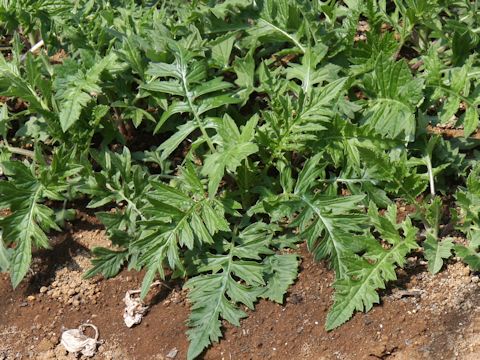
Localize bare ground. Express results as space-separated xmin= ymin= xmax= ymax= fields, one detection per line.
xmin=0 ymin=212 xmax=479 ymax=360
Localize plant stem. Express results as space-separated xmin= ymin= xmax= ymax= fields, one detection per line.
xmin=258 ymin=19 xmax=306 ymax=53
xmin=156 ymin=174 xmax=176 ymax=180
xmin=105 ymin=183 xmax=146 ymax=220
xmin=21 ymin=39 xmax=44 ymax=62
xmin=179 ymin=65 xmax=216 ymax=153
xmin=319 ymin=178 xmax=377 ymax=184
xmin=4 ymin=145 xmax=35 ymax=159
xmin=425 ymin=155 xmax=436 ymax=197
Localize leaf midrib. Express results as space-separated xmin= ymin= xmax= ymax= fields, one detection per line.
xmin=299 ymin=194 xmax=348 ymax=279
xmin=327 ymin=237 xmax=407 ymax=330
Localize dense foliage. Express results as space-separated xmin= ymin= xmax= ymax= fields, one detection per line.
xmin=1 ymin=1 xmax=480 ymax=358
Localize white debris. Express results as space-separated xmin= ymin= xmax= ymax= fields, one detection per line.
xmin=123 ymin=289 xmax=149 ymax=328
xmin=123 ymin=281 xmax=165 ymax=328
xmin=166 ymin=347 xmax=178 ymax=359
xmin=21 ymin=40 xmax=44 ymax=61
xmin=60 ymin=323 xmax=99 ymax=357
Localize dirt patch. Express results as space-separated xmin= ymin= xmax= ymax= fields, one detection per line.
xmin=41 ymin=249 xmax=101 ymax=307
xmin=427 ymin=125 xmax=480 ymax=139
xmin=0 ymin=219 xmax=479 ymax=360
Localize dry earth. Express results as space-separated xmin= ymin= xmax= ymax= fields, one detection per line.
xmin=0 ymin=210 xmax=479 ymax=360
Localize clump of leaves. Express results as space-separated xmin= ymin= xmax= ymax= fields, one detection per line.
xmin=0 ymin=147 xmax=82 ymax=286
xmin=1 ymin=1 xmax=480 ymax=359
xmin=453 ymin=165 xmax=480 ymax=270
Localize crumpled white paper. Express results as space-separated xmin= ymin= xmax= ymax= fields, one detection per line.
xmin=123 ymin=289 xmax=149 ymax=327
xmin=123 ymin=281 xmax=163 ymax=328
xmin=60 ymin=323 xmax=99 ymax=357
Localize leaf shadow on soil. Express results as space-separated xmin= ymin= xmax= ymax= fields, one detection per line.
xmin=25 ymin=236 xmax=91 ymax=295
xmin=148 ymin=278 xmax=185 ymax=307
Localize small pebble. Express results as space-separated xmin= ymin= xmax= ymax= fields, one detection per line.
xmin=40 ymin=286 xmax=48 ymax=294
xmin=27 ymin=295 xmax=35 ymax=302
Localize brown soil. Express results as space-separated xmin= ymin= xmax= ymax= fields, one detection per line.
xmin=1 ymin=215 xmax=479 ymax=360
xmin=427 ymin=125 xmax=480 ymax=139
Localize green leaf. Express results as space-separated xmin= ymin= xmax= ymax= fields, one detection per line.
xmin=286 ymin=44 xmax=331 ymax=96
xmin=250 ymin=18 xmax=305 ymax=53
xmin=423 ymin=235 xmax=454 ymax=274
xmin=144 ymin=41 xmax=240 ymax=156
xmin=157 ymin=121 xmax=198 ymax=161
xmin=0 ymin=160 xmax=66 ymax=287
xmin=4 ymin=2 xmax=480 ymax=357
xmin=233 ymin=52 xmax=255 ymax=104
xmin=294 ymin=153 xmax=324 ymax=195
xmin=211 ymin=36 xmax=235 ymax=68
xmin=56 ymin=53 xmax=117 ymax=131
xmin=0 ymin=53 xmax=46 ymax=112
xmin=133 ymin=169 xmax=229 ymax=296
xmin=454 ymin=232 xmax=480 ymax=271
xmin=202 ymin=114 xmax=258 ymax=195
xmin=141 ymin=80 xmax=184 ymax=96
xmin=464 ymin=106 xmax=478 ymax=137
xmin=0 ymin=236 xmax=11 ymax=272
xmin=325 ymin=203 xmax=418 ymax=330
xmin=422 ymin=197 xmax=453 ymax=275
xmin=362 ymin=53 xmax=424 ymax=142
xmin=10 ymin=235 xmax=32 ymax=288
xmin=276 ymin=154 xmax=366 ymax=278
xmin=293 ymin=194 xmax=367 ymax=279
xmin=443 ymin=61 xmax=472 ymax=122
xmin=357 ymin=146 xmax=427 ymax=201
xmin=455 ymin=244 xmax=480 ymax=271
xmin=59 ymin=88 xmax=92 ymax=132
xmin=185 ymin=222 xmax=279 ymax=359
xmin=84 ymin=247 xmax=129 ymax=279
xmin=453 ymin=165 xmax=480 ymax=271
xmin=186 ymin=273 xmax=245 ymax=360
xmin=261 ymin=254 xmax=299 ymax=303
xmin=0 ymin=102 xmax=10 ymax=139
xmin=153 ymin=101 xmax=189 ymax=133
xmin=259 ymin=76 xmax=347 ymax=155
